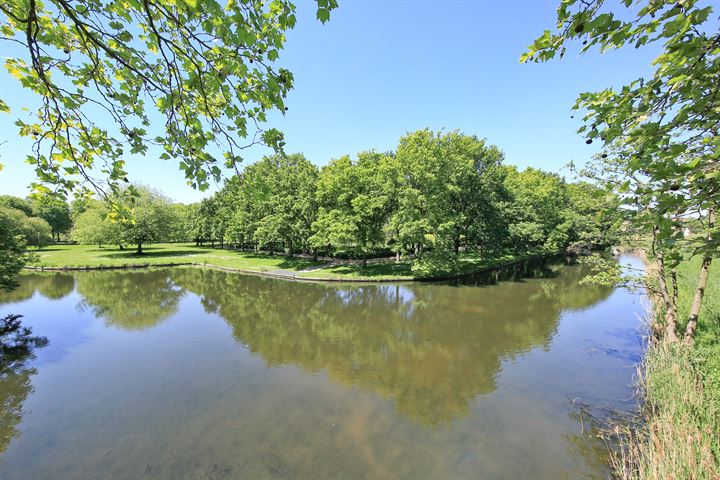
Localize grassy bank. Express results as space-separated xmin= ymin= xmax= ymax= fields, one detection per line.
xmin=28 ymin=243 xmax=553 ymax=282
xmin=295 ymin=250 xmax=552 ymax=280
xmin=612 ymin=257 xmax=720 ymax=479
xmin=29 ymin=243 xmax=320 ymax=272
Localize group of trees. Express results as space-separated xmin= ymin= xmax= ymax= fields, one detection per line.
xmin=0 ymin=195 xmax=70 ymax=247
xmin=205 ymin=130 xmax=618 ymax=268
xmin=60 ymin=129 xmax=620 ymax=268
xmin=71 ymin=188 xmax=181 ymax=254
xmin=0 ymin=194 xmax=72 ymax=291
xmin=0 ymin=129 xmax=620 ymax=273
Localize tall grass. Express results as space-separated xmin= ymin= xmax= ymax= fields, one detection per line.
xmin=608 ymin=258 xmax=720 ymax=479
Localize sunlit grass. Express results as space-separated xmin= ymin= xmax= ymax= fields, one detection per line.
xmin=610 ymin=258 xmax=720 ymax=479
xmin=296 ymin=261 xmax=414 ymax=280
xmin=31 ymin=243 xmax=320 ymax=272
xmin=31 ymin=244 xmax=556 ymax=281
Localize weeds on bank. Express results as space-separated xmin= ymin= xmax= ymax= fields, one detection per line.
xmin=607 ymin=341 xmax=720 ymax=480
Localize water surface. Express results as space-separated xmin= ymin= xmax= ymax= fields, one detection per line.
xmin=0 ymin=256 xmax=645 ymax=479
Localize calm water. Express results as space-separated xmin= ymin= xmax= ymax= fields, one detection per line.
xmin=0 ymin=256 xmax=645 ymax=479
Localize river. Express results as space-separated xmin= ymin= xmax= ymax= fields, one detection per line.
xmin=0 ymin=255 xmax=645 ymax=479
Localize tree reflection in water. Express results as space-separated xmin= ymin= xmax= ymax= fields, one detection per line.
xmin=75 ymin=270 xmax=184 ymax=330
xmin=0 ymin=273 xmax=75 ymax=305
xmin=0 ymin=314 xmax=48 ymax=453
xmin=169 ymin=259 xmax=612 ymax=424
xmin=7 ymin=260 xmax=612 ymax=427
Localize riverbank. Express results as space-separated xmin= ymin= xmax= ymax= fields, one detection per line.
xmin=26 ymin=243 xmax=555 ymax=282
xmin=612 ymin=256 xmax=720 ymax=479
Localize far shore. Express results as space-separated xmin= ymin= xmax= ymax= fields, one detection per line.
xmin=25 ymin=243 xmax=558 ymax=283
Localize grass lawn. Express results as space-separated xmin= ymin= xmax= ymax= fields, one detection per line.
xmin=296 ymin=262 xmax=414 ymax=280
xmin=296 ymin=250 xmax=552 ymax=281
xmin=30 ymin=243 xmax=321 ymax=272
xmin=30 ymin=244 xmax=555 ymax=281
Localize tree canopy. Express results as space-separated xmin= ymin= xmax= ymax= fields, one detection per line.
xmin=526 ymin=0 xmax=718 ymax=343
xmin=64 ymin=129 xmax=619 ymax=275
xmin=0 ymin=0 xmax=337 ymax=197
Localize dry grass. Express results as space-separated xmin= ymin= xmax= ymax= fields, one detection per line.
xmin=607 ymin=341 xmax=719 ymax=480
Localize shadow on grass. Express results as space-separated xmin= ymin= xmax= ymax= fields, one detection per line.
xmin=36 ymin=246 xmax=71 ymax=252
xmin=322 ymin=263 xmax=413 ymax=278
xmin=97 ymin=249 xmax=200 ymax=260
xmin=224 ymin=251 xmax=321 ymax=270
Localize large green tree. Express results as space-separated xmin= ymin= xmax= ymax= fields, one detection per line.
xmin=70 ymin=199 xmax=121 ymax=247
xmin=31 ymin=194 xmax=71 ymax=241
xmin=113 ymin=186 xmax=175 ymax=254
xmin=1 ymin=0 xmax=337 ymax=196
xmin=392 ymin=130 xmax=507 ymax=258
xmin=311 ymin=152 xmax=393 ymax=265
xmin=503 ymin=166 xmax=571 ymax=253
xmin=252 ymin=153 xmax=318 ymax=256
xmin=524 ymin=0 xmax=719 ymax=343
xmin=0 ymin=208 xmax=31 ymax=291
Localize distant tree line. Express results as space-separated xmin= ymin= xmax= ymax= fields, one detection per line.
xmin=0 ymin=130 xmax=620 ymax=274
xmin=57 ymin=130 xmax=621 ymax=269
xmin=0 ymin=194 xmax=72 ymax=290
xmin=0 ymin=195 xmax=71 ymax=247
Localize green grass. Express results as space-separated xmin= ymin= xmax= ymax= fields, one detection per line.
xmin=610 ymin=256 xmax=720 ymax=479
xmin=455 ymin=250 xmax=550 ymax=274
xmin=296 ymin=261 xmax=414 ymax=280
xmin=675 ymin=256 xmax=720 ymax=345
xmin=30 ymin=244 xmax=554 ymax=282
xmin=30 ymin=243 xmax=321 ymax=272
xmin=295 ymin=250 xmax=551 ymax=281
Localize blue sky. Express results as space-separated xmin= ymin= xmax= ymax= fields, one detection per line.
xmin=0 ymin=0 xmax=659 ymax=203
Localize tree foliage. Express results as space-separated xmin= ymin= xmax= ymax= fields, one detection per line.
xmin=0 ymin=0 xmax=337 ymax=196
xmin=525 ymin=0 xmax=719 ymax=342
xmin=0 ymin=208 xmax=32 ymax=291
xmin=63 ymin=129 xmax=619 ymax=272
xmin=311 ymin=152 xmax=391 ymax=264
xmin=31 ymin=194 xmax=71 ymax=241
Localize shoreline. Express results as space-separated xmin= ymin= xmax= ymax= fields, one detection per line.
xmin=24 ymin=252 xmax=558 ymax=284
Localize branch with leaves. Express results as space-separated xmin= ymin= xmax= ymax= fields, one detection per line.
xmin=1 ymin=0 xmax=337 ymax=199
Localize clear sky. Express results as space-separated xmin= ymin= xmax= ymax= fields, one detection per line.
xmin=0 ymin=0 xmax=659 ymax=203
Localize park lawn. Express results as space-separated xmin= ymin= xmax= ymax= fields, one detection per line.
xmin=455 ymin=250 xmax=550 ymax=274
xmin=296 ymin=262 xmax=414 ymax=280
xmin=296 ymin=249 xmax=553 ymax=281
xmin=30 ymin=243 xmax=321 ymax=272
xmin=31 ymin=244 xmax=555 ymax=281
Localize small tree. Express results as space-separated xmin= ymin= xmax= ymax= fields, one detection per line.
xmin=525 ymin=0 xmax=720 ymax=343
xmin=115 ymin=187 xmax=174 ymax=255
xmin=31 ymin=194 xmax=71 ymax=241
xmin=0 ymin=208 xmax=32 ymax=291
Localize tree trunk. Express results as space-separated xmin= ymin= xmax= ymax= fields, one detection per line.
xmin=362 ymin=251 xmax=367 ymax=267
xmin=684 ymin=209 xmax=715 ymax=344
xmin=137 ymin=242 xmax=143 ymax=255
xmin=454 ymin=238 xmax=460 ymax=255
xmin=684 ymin=256 xmax=712 ymax=345
xmin=312 ymin=249 xmax=318 ymax=262
xmin=396 ymin=251 xmax=400 ymax=263
xmin=656 ymin=251 xmax=678 ymax=342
